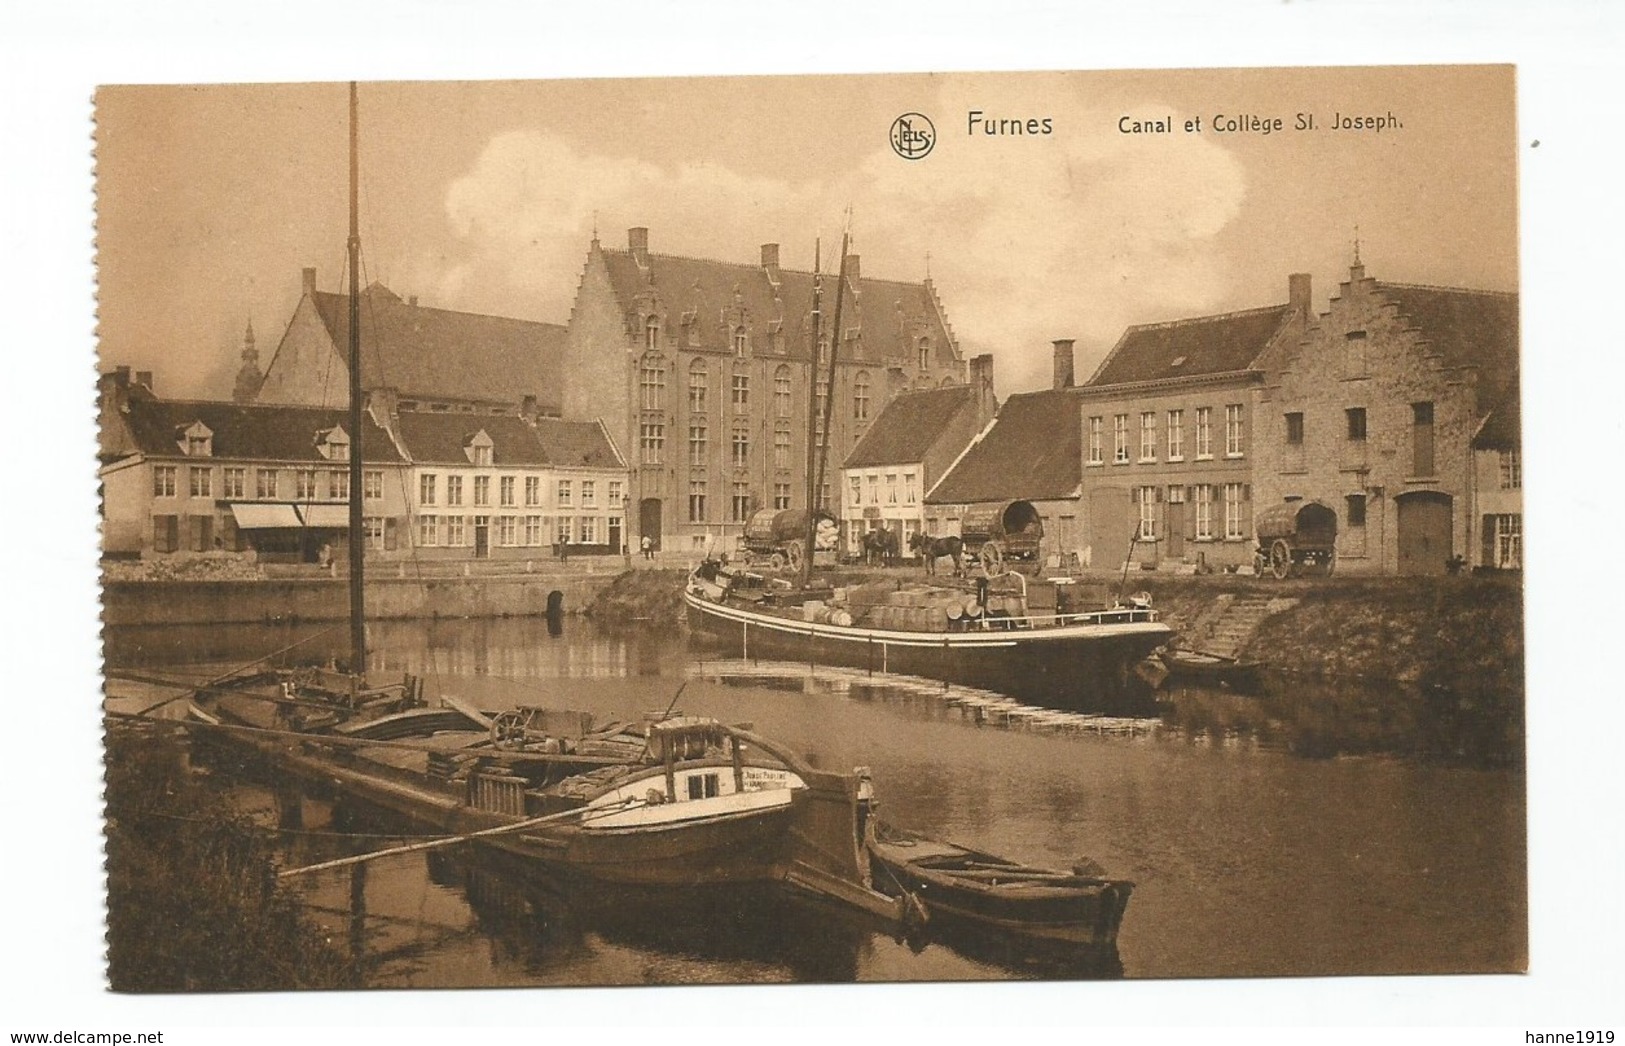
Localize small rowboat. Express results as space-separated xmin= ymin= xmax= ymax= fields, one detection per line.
xmin=867 ymin=827 xmax=1133 ymax=949
xmin=1158 ymin=648 xmax=1267 ymax=691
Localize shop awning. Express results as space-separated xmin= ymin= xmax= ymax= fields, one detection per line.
xmin=228 ymin=503 xmax=303 ymax=529
xmin=297 ymin=504 xmax=352 ymax=528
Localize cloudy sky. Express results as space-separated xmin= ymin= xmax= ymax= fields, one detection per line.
xmin=95 ymin=65 xmax=1515 ymax=400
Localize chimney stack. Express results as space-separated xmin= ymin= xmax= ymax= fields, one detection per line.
xmin=520 ymin=394 xmax=538 ymax=422
xmin=628 ymin=227 xmax=649 ymax=264
xmin=760 ymin=243 xmax=779 ymax=270
xmin=135 ymin=370 xmax=153 ymax=392
xmin=1052 ymin=339 xmax=1076 ymax=390
xmin=969 ymin=353 xmax=997 ymax=426
xmin=114 ymin=365 xmax=131 ymax=387
xmin=408 ymin=294 xmax=419 ymax=307
xmin=301 ymin=267 xmax=317 ymax=298
xmin=1288 ymin=273 xmax=1312 ymax=318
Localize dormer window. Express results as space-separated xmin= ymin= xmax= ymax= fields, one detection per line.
xmin=732 ymin=326 xmax=748 ymax=358
xmin=464 ymin=429 xmax=494 ymax=467
xmin=917 ymin=337 xmax=931 ymax=370
xmin=177 ymin=421 xmax=213 ymax=457
xmin=645 ymin=316 xmax=660 ymax=352
xmin=318 ymin=426 xmax=349 ymax=462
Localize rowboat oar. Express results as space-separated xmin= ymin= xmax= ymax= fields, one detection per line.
xmin=275 ymin=797 xmax=639 ymax=879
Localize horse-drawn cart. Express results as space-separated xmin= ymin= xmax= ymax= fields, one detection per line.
xmin=960 ymin=500 xmax=1045 ymax=576
xmin=737 ymin=508 xmax=837 ymax=572
xmin=1253 ymin=500 xmax=1339 ymax=579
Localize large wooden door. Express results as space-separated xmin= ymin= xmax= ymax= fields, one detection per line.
xmin=639 ymin=498 xmax=662 ymax=551
xmin=1087 ymin=487 xmax=1137 ymax=568
xmin=1397 ymin=491 xmax=1452 ymax=575
xmin=1166 ymin=500 xmax=1185 ymax=559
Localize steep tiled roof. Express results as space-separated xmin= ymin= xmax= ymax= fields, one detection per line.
xmin=1472 ymin=386 xmax=1521 ymax=450
xmin=844 ymin=385 xmax=974 ymax=469
xmin=599 ymin=248 xmax=955 ymax=367
xmin=1087 ymin=304 xmax=1296 ymax=386
xmin=392 ymin=411 xmax=550 ymax=467
xmin=119 ymin=399 xmax=403 ymax=462
xmin=533 ymin=417 xmax=623 ymax=470
xmin=926 ymin=389 xmax=1081 ymax=504
xmin=312 ymin=285 xmax=565 ymax=409
xmin=1374 ymin=282 xmax=1520 ymax=418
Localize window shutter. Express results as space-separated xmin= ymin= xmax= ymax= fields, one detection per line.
xmin=1243 ymin=484 xmax=1252 ymax=502
xmin=1480 ymin=515 xmax=1494 ymax=568
xmin=1132 ymin=487 xmax=1142 ymax=504
xmin=1155 ymin=487 xmax=1164 ymax=503
xmin=385 ymin=518 xmax=399 ymax=551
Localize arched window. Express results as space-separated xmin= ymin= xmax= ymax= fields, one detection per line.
xmin=774 ymin=365 xmax=792 ymax=418
xmin=917 ymin=336 xmax=931 ymax=370
xmin=639 ymin=354 xmax=665 ymax=411
xmin=940 ymin=375 xmax=957 ymax=388
xmin=853 ymin=370 xmax=871 ymax=421
xmin=731 ymin=420 xmax=751 ymax=468
xmin=733 ymin=326 xmax=748 ymax=357
xmin=688 ymin=358 xmax=708 ymax=413
xmin=644 ymin=316 xmax=660 ymax=352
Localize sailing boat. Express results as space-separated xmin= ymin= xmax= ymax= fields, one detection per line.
xmin=179 ymin=84 xmax=888 ymax=899
xmin=682 ymin=237 xmax=1173 ymax=704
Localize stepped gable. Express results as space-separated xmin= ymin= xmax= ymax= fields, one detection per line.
xmin=599 ymin=247 xmax=955 ymax=367
xmin=1087 ymin=303 xmax=1297 ymax=386
xmin=927 ymin=388 xmax=1081 ymax=504
xmin=1372 ymin=282 xmax=1520 ymax=417
xmin=844 ymin=385 xmax=975 ymax=469
xmin=121 ymin=398 xmax=403 ymax=462
xmin=532 ymin=417 xmax=624 ymax=469
xmin=311 ymin=283 xmax=566 ymax=409
xmin=391 ymin=410 xmax=549 ymax=466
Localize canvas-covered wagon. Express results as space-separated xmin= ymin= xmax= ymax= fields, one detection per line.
xmin=738 ymin=508 xmax=838 ymax=572
xmin=1253 ymin=500 xmax=1339 ymax=579
xmin=960 ymin=500 xmax=1045 ymax=575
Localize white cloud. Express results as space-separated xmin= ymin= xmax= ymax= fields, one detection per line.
xmin=438 ymin=94 xmax=1249 ymax=394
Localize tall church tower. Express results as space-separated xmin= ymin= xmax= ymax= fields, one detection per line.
xmin=232 ymin=318 xmax=263 ymax=403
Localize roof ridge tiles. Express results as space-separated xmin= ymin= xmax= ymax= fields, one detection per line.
xmin=1372 ymin=280 xmax=1518 ymax=299
xmin=601 ymin=247 xmax=925 ymax=289
xmin=1119 ymin=301 xmax=1291 ymax=333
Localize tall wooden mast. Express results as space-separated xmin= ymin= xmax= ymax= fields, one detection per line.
xmin=346 ymin=81 xmax=366 ymax=676
xmin=799 ymin=241 xmax=824 ymax=585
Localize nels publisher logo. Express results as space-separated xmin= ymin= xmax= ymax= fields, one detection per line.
xmin=890 ymin=112 xmax=936 ymax=160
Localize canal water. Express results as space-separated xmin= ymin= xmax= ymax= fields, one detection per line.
xmin=105 ymin=616 xmax=1526 ymax=984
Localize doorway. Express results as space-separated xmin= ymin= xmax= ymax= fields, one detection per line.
xmin=639 ymin=498 xmax=662 ymax=552
xmin=473 ymin=516 xmax=490 ymax=559
xmin=1396 ymin=491 xmax=1451 ymax=575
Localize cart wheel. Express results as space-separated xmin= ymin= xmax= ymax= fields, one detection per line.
xmin=769 ymin=551 xmax=788 ymax=572
xmin=979 ymin=542 xmax=1004 ymax=576
xmin=786 ymin=543 xmax=804 ymax=573
xmin=1270 ymin=538 xmax=1292 ymax=580
xmin=490 ymin=709 xmax=528 ymax=748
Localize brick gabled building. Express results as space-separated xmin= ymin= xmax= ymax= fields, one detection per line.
xmin=563 ymin=227 xmax=964 ymax=552
xmin=99 ymin=375 xmax=410 ymax=561
xmin=256 ymin=268 xmax=567 ymax=416
xmin=390 ymin=408 xmax=627 ymax=560
xmin=925 ymin=344 xmax=1092 ymax=564
xmin=840 ymin=354 xmax=996 ymax=557
xmin=1256 ymin=262 xmax=1519 ymax=575
xmin=1077 ymin=277 xmax=1313 ymax=571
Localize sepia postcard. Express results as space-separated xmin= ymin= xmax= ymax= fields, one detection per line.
xmin=88 ymin=65 xmax=1533 ymax=1000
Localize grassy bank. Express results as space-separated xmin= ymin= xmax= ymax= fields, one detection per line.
xmin=584 ymin=568 xmax=690 ymax=630
xmin=105 ymin=724 xmax=351 ymax=992
xmin=1131 ymin=573 xmax=1523 ymax=690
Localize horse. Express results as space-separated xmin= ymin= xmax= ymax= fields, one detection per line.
xmin=909 ymin=532 xmax=964 ymax=577
xmin=860 ymin=527 xmax=900 ymax=567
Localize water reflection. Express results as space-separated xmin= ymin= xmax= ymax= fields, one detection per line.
xmin=116 ymin=613 xmax=1526 ymax=981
